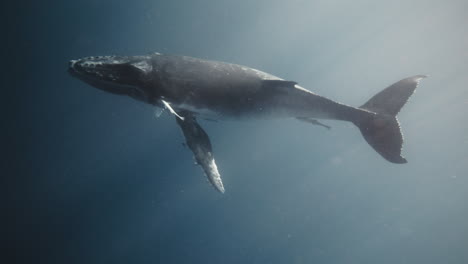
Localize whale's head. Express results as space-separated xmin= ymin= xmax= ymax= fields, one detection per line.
xmin=69 ymin=55 xmax=154 ymax=102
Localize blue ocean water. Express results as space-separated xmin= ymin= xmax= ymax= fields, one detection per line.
xmin=10 ymin=0 xmax=468 ymax=263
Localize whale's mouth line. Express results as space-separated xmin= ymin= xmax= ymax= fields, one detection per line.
xmin=68 ymin=57 xmax=151 ymax=103
xmin=68 ymin=56 xmax=125 ymax=84
xmin=69 ymin=59 xmax=125 ymax=90
xmin=68 ymin=59 xmax=101 ymax=83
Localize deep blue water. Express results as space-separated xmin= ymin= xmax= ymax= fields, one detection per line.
xmin=8 ymin=0 xmax=468 ymax=263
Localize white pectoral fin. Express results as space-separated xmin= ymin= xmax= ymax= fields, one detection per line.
xmin=175 ymin=113 xmax=225 ymax=193
xmin=161 ymin=100 xmax=184 ymax=120
xmin=200 ymin=155 xmax=224 ymax=193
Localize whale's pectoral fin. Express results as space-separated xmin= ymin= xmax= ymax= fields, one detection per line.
xmin=175 ymin=112 xmax=225 ymax=193
xmin=161 ymin=100 xmax=185 ymax=120
xmin=296 ymin=117 xmax=331 ymax=130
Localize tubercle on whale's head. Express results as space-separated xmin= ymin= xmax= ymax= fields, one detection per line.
xmin=68 ymin=55 xmax=154 ymax=102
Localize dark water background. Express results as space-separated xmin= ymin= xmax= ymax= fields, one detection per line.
xmin=7 ymin=0 xmax=468 ymax=263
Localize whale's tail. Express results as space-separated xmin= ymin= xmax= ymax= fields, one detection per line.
xmin=353 ymin=75 xmax=426 ymax=163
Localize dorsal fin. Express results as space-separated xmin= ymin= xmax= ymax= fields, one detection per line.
xmin=262 ymin=80 xmax=297 ymax=88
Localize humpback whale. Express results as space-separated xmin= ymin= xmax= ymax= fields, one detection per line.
xmin=69 ymin=53 xmax=425 ymax=193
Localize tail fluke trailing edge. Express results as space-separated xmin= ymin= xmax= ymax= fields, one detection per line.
xmin=355 ymin=114 xmax=407 ymax=163
xmin=354 ymin=75 xmax=426 ymax=163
